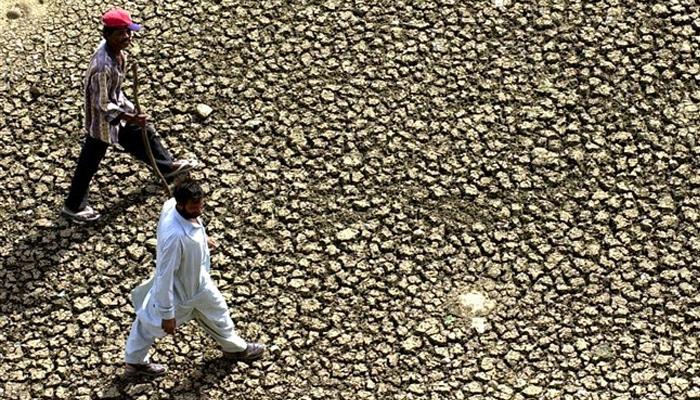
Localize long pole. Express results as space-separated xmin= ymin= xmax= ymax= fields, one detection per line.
xmin=131 ymin=62 xmax=171 ymax=196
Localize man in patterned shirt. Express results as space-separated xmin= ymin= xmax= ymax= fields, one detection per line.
xmin=62 ymin=8 xmax=197 ymax=222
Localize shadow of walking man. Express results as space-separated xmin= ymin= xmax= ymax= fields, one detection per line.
xmin=0 ymin=186 xmax=156 ymax=319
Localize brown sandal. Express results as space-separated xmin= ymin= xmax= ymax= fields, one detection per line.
xmin=223 ymin=343 xmax=266 ymax=362
xmin=124 ymin=363 xmax=167 ymax=377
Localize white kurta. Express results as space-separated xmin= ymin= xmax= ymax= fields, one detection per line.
xmin=124 ymin=198 xmax=247 ymax=364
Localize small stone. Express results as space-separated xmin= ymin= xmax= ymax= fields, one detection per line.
xmin=127 ymin=244 xmax=145 ymax=261
xmin=196 ymin=104 xmax=213 ymax=119
xmin=522 ymin=385 xmax=544 ymax=397
xmin=401 ymin=336 xmax=422 ymax=352
xmin=55 ymin=386 xmax=69 ymax=399
xmin=352 ymin=200 xmax=370 ymax=211
xmin=74 ymin=296 xmax=91 ymax=311
xmin=336 ymin=228 xmax=359 ymax=241
xmin=269 ymin=345 xmax=281 ymax=353
xmin=244 ymin=118 xmax=263 ymax=128
xmin=342 ymin=151 xmax=363 ymax=167
xmin=416 ymin=318 xmax=439 ymax=335
xmin=289 ymin=127 xmax=307 ymax=147
xmin=480 ymin=357 xmax=496 ymax=370
xmin=464 ymin=185 xmax=479 ymax=196
xmin=639 ymin=342 xmax=655 ymax=354
xmin=321 ymin=90 xmax=335 ymax=102
xmin=289 ymin=279 xmax=304 ymax=289
xmin=407 ymin=384 xmax=425 ymax=394
xmin=658 ymin=194 xmax=675 ymax=210
xmin=300 ymin=53 xmax=313 ymax=65
xmin=668 ymin=377 xmax=690 ymax=392
xmin=466 ymin=382 xmax=483 ymax=393
xmin=65 ymin=324 xmax=79 ymax=338
xmin=505 ymin=350 xmax=521 ymax=364
xmin=531 ymin=147 xmax=559 ymax=166
xmin=77 ymin=311 xmax=95 ymax=326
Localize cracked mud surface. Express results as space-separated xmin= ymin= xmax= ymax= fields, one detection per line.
xmin=2 ymin=0 xmax=700 ymax=399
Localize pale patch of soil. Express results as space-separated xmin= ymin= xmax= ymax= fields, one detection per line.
xmin=1 ymin=0 xmax=47 ymax=25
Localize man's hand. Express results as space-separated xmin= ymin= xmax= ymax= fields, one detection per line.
xmin=207 ymin=237 xmax=219 ymax=252
xmin=123 ymin=112 xmax=148 ymax=127
xmin=162 ymin=318 xmax=176 ymax=335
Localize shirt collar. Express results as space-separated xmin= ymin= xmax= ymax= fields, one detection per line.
xmin=98 ymin=40 xmax=123 ymax=68
xmin=173 ymin=206 xmax=203 ymax=234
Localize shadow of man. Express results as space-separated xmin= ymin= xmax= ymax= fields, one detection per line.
xmin=100 ymin=354 xmax=242 ymax=399
xmin=0 ymin=185 xmax=157 ymax=318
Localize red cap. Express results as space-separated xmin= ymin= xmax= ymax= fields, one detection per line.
xmin=102 ymin=8 xmax=142 ymax=31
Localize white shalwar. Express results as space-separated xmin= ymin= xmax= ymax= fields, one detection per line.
xmin=124 ymin=198 xmax=247 ymax=364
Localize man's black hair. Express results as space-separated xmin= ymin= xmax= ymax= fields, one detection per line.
xmin=174 ymin=178 xmax=204 ymax=205
xmin=102 ymin=26 xmax=117 ymax=38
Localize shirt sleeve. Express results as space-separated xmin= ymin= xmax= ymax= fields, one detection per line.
xmin=119 ymin=92 xmax=136 ymax=114
xmin=89 ymin=71 xmax=130 ymax=124
xmin=153 ymin=234 xmax=181 ymax=320
xmin=119 ymin=53 xmax=136 ymax=114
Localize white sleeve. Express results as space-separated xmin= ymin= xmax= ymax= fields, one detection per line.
xmin=153 ymin=235 xmax=181 ymax=320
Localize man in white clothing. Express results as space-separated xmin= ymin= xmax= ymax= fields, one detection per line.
xmin=124 ymin=178 xmax=265 ymax=376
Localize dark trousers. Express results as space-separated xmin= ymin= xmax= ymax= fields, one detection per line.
xmin=64 ymin=124 xmax=174 ymax=211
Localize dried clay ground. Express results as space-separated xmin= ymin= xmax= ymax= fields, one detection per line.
xmin=1 ymin=0 xmax=700 ymax=399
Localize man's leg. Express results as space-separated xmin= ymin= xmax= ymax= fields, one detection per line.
xmin=193 ymin=285 xmax=265 ymax=361
xmin=64 ymin=136 xmax=109 ymax=212
xmin=124 ymin=317 xmax=167 ymax=376
xmin=117 ymin=123 xmax=175 ymax=175
xmin=193 ymin=303 xmax=247 ymax=353
xmin=124 ymin=317 xmax=157 ymax=365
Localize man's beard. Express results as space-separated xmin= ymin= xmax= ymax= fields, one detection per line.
xmin=176 ymin=206 xmax=201 ymax=220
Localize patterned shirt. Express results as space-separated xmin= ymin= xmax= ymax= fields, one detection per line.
xmin=84 ymin=39 xmax=135 ymax=144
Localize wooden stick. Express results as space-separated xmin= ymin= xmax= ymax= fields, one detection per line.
xmin=131 ymin=62 xmax=171 ymax=196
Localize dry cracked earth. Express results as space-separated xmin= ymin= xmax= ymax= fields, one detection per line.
xmin=1 ymin=0 xmax=700 ymax=399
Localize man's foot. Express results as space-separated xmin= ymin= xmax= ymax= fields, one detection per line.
xmin=124 ymin=362 xmax=167 ymax=377
xmin=163 ymin=159 xmax=198 ymax=179
xmin=61 ymin=205 xmax=101 ymax=222
xmin=223 ymin=343 xmax=266 ymax=362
